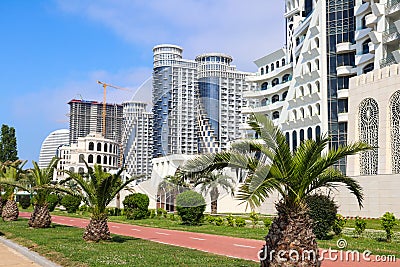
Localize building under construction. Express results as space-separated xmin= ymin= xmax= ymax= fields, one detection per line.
xmin=68 ymin=99 xmax=123 ymax=145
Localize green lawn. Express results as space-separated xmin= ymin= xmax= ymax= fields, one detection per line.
xmin=0 ymin=219 xmax=258 ymax=267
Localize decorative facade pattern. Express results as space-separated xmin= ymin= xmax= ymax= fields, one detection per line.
xmin=358 ymin=98 xmax=378 ymax=175
xmin=390 ymin=90 xmax=400 ymax=174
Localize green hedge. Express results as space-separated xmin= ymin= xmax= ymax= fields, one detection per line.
xmin=61 ymin=195 xmax=81 ymax=213
xmin=176 ymin=191 xmax=205 ymax=225
xmin=306 ymin=194 xmax=338 ymax=239
xmin=123 ymin=193 xmax=150 ymax=220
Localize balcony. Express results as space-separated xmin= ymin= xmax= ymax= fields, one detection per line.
xmin=386 ymin=0 xmax=400 ymax=16
xmin=243 ymin=79 xmax=291 ymax=99
xmin=336 ymin=66 xmax=357 ymax=77
xmin=246 ymin=63 xmax=293 ymax=82
xmin=338 ymin=112 xmax=349 ymax=123
xmin=383 ymin=27 xmax=400 ymax=44
xmin=337 ymin=89 xmax=349 ymax=99
xmin=380 ymin=55 xmax=396 ymax=68
xmin=365 ymin=13 xmax=378 ymax=28
xmin=336 ymin=42 xmax=356 ymax=54
xmin=355 ymin=53 xmax=374 ymax=65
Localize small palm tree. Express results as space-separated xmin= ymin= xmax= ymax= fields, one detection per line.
xmin=64 ymin=162 xmax=139 ymax=242
xmin=0 ymin=160 xmax=26 ymax=221
xmin=193 ymin=172 xmax=235 ymax=214
xmin=183 ymin=114 xmax=370 ymax=267
xmin=26 ymin=157 xmax=60 ymax=228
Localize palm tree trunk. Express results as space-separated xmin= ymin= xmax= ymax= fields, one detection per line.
xmin=260 ymin=202 xmax=320 ymax=267
xmin=83 ymin=214 xmax=111 ymax=242
xmin=210 ymin=188 xmax=219 ymax=214
xmin=28 ymin=204 xmax=52 ymax=228
xmin=2 ymin=200 xmax=19 ymax=221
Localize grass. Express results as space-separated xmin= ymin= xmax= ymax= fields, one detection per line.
xmin=0 ymin=219 xmax=258 ymax=267
xmin=49 ymin=210 xmax=400 ymax=258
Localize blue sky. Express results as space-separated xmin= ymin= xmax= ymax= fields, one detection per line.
xmin=0 ymin=0 xmax=285 ymax=165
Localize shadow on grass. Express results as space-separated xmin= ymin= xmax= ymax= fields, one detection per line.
xmin=110 ymin=235 xmax=138 ymax=243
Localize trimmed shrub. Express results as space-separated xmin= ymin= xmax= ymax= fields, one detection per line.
xmin=249 ymin=211 xmax=259 ymax=228
xmin=176 ymin=190 xmax=206 ymax=225
xmin=235 ymin=217 xmax=246 ymax=227
xmin=226 ymin=214 xmax=235 ymax=227
xmin=61 ymin=195 xmax=81 ymax=213
xmin=205 ymin=215 xmax=216 ymax=224
xmin=123 ymin=193 xmax=150 ymax=220
xmin=46 ymin=194 xmax=59 ymax=212
xmin=156 ymin=208 xmax=167 ymax=218
xmin=306 ymin=194 xmax=338 ymax=239
xmin=332 ymin=214 xmax=347 ymax=236
xmin=214 ymin=217 xmax=224 ymax=226
xmin=353 ymin=217 xmax=367 ymax=237
xmin=149 ymin=209 xmax=156 ymax=219
xmin=19 ymin=195 xmax=31 ymax=209
xmin=263 ymin=217 xmax=272 ymax=228
xmin=381 ymin=212 xmax=397 ymax=242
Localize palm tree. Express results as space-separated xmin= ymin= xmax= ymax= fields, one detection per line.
xmin=64 ymin=162 xmax=139 ymax=242
xmin=193 ymin=172 xmax=235 ymax=214
xmin=157 ymin=172 xmax=190 ymax=212
xmin=26 ymin=157 xmax=60 ymax=228
xmin=182 ymin=114 xmax=370 ymax=267
xmin=0 ymin=160 xmax=26 ymax=221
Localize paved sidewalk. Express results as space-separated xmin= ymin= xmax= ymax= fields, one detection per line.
xmin=0 ymin=237 xmax=60 ymax=267
xmin=19 ymin=212 xmax=399 ymax=267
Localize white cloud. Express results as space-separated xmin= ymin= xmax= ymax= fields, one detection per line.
xmin=54 ymin=0 xmax=286 ymax=71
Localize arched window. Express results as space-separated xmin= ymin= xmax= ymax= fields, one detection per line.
xmin=69 ymin=167 xmax=75 ymax=173
xmin=78 ymin=167 xmax=84 ymax=174
xmin=363 ymin=63 xmax=374 ymax=74
xmin=316 ymin=103 xmax=321 ymax=115
xmin=315 ymin=37 xmax=319 ymax=48
xmin=88 ymin=142 xmax=94 ymax=151
xmin=315 ymin=126 xmax=321 ymax=139
xmin=300 ymin=129 xmax=305 ymax=143
xmin=282 ymin=58 xmax=286 ymax=66
xmin=272 ymin=78 xmax=279 ymax=87
xmin=307 ymin=62 xmax=312 ymax=72
xmin=88 ymin=154 xmax=93 ymax=163
xmin=282 ymin=91 xmax=288 ymax=101
xmin=285 ymin=132 xmax=290 ymax=145
xmin=361 ymin=14 xmax=370 ymax=29
xmin=308 ymin=105 xmax=313 ymax=117
xmin=299 ymin=86 xmax=304 ymax=96
xmin=272 ymin=111 xmax=280 ymax=120
xmin=97 ymin=155 xmax=101 ymax=164
xmin=104 ymin=143 xmax=108 ymax=152
xmin=307 ymin=127 xmax=312 ymax=139
xmin=292 ymin=110 xmax=297 ymax=120
xmin=109 ymin=144 xmax=113 ymax=153
xmin=292 ymin=131 xmax=298 ymax=151
xmin=103 ymin=155 xmax=107 ymax=165
xmin=261 ymin=98 xmax=269 ymax=106
xmin=282 ymin=74 xmax=291 ymax=83
xmin=300 ymin=107 xmax=305 ymax=118
xmin=271 ymin=63 xmax=275 ymax=71
xmin=362 ymin=39 xmax=371 ymax=54
xmin=109 ymin=156 xmax=112 ymax=165
xmin=276 ymin=61 xmax=280 ymax=68
xmin=79 ymin=154 xmax=84 ymax=163
xmin=260 ymin=67 xmax=264 ymax=75
xmin=261 ymin=82 xmax=268 ymax=90
xmin=272 ymin=94 xmax=280 ymax=103
xmin=265 ymin=65 xmax=269 ymax=73
xmin=315 ymin=59 xmax=320 ymax=70
xmin=315 ymin=81 xmax=320 ymax=92
xmin=390 ymin=91 xmax=400 ymax=174
xmin=359 ymin=98 xmax=379 ymax=175
xmin=307 ymin=84 xmax=312 ymax=95
xmin=97 ymin=143 xmax=102 ymax=151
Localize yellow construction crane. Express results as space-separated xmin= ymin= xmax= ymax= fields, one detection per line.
xmin=97 ymin=80 xmax=131 ymax=137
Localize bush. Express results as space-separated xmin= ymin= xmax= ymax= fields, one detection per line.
xmin=381 ymin=212 xmax=397 ymax=242
xmin=107 ymin=208 xmax=122 ymax=216
xmin=61 ymin=195 xmax=81 ymax=213
xmin=79 ymin=205 xmax=89 ymax=212
xmin=156 ymin=208 xmax=167 ymax=218
xmin=214 ymin=217 xmax=224 ymax=226
xmin=263 ymin=217 xmax=273 ymax=228
xmin=176 ymin=191 xmax=206 ymax=225
xmin=19 ymin=195 xmax=31 ymax=209
xmin=149 ymin=209 xmax=156 ymax=219
xmin=332 ymin=214 xmax=347 ymax=236
xmin=235 ymin=217 xmax=246 ymax=227
xmin=249 ymin=211 xmax=259 ymax=228
xmin=353 ymin=217 xmax=367 ymax=237
xmin=306 ymin=194 xmax=338 ymax=239
xmin=205 ymin=215 xmax=216 ymax=224
xmin=169 ymin=213 xmax=176 ymax=221
xmin=123 ymin=193 xmax=150 ymax=220
xmin=46 ymin=194 xmax=59 ymax=212
xmin=226 ymin=214 xmax=235 ymax=227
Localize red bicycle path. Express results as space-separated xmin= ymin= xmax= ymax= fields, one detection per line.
xmin=19 ymin=212 xmax=399 ymax=266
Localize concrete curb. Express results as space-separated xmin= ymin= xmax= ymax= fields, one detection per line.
xmin=0 ymin=236 xmax=61 ymax=267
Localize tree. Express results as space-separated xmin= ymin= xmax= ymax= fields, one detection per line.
xmin=193 ymin=172 xmax=235 ymax=214
xmin=64 ymin=162 xmax=139 ymax=241
xmin=182 ymin=114 xmax=370 ymax=267
xmin=0 ymin=160 xmax=26 ymax=221
xmin=157 ymin=172 xmax=190 ymax=211
xmin=26 ymin=157 xmax=59 ymax=228
xmin=0 ymin=125 xmax=18 ymax=162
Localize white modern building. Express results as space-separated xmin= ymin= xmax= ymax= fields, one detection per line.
xmin=122 ymin=101 xmax=153 ymax=181
xmin=38 ymin=129 xmax=69 ymax=169
xmin=55 ymin=133 xmax=119 ymax=181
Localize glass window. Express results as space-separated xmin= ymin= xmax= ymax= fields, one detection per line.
xmin=292 ymin=131 xmax=298 ymax=151
xmin=88 ymin=154 xmax=93 ymax=163
xmin=79 ymin=154 xmax=84 ymax=163
xmin=300 ymin=129 xmax=305 ymax=143
xmin=272 ymin=111 xmax=280 ymax=120
xmin=271 ymin=63 xmax=275 ymax=71
xmin=88 ymin=142 xmax=94 ymax=151
xmin=362 ymin=39 xmax=370 ymax=54
xmin=97 ymin=143 xmax=102 ymax=151
xmin=272 ymin=78 xmax=279 ymax=87
xmin=97 ymin=155 xmax=101 ymax=164
xmin=363 ymin=63 xmax=374 ymax=74
xmin=261 ymin=82 xmax=268 ymax=90
xmin=307 ymin=127 xmax=312 ymax=139
xmin=272 ymin=95 xmax=280 ymax=103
